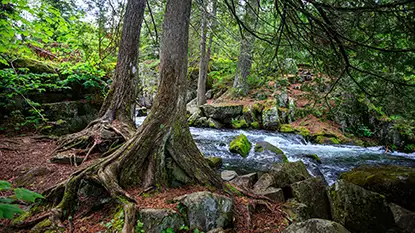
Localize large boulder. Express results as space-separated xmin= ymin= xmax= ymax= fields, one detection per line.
xmin=177 ymin=191 xmax=233 ymax=232
xmin=270 ymin=161 xmax=311 ymax=189
xmin=138 ymin=209 xmax=185 ymax=233
xmin=282 ymin=218 xmax=350 ymax=233
xmin=291 ymin=178 xmax=331 ymax=220
xmin=200 ymin=104 xmax=243 ymax=124
xmin=262 ymin=106 xmax=280 ymax=130
xmin=254 ymin=141 xmax=288 ymax=163
xmin=229 ymin=134 xmax=251 ymax=158
xmin=389 ymin=203 xmax=415 ymax=233
xmin=340 ymin=165 xmax=415 ymax=211
xmin=328 ymin=180 xmax=396 ymax=233
xmin=230 ymin=173 xmax=257 ymax=189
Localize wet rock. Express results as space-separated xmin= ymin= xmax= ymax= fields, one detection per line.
xmin=262 ymin=107 xmax=280 ymax=130
xmin=282 ymin=218 xmax=350 ymax=233
xmin=270 ymin=161 xmax=311 ymax=188
xmin=389 ymin=203 xmax=415 ymax=233
xmin=302 ymin=154 xmax=321 ymax=164
xmin=188 ymin=108 xmax=202 ymax=126
xmin=254 ymin=187 xmax=285 ymax=202
xmin=14 ymin=167 xmax=52 ymax=187
xmin=230 ymin=173 xmax=257 ymax=189
xmin=208 ymin=118 xmax=224 ymax=129
xmin=254 ymin=141 xmax=287 ymax=163
xmin=340 ymin=165 xmax=415 ymax=211
xmin=138 ymin=209 xmax=185 ymax=233
xmin=207 ymin=228 xmax=226 ymax=233
xmin=200 ymin=104 xmax=243 ymax=124
xmin=178 ymin=191 xmax=233 ymax=232
xmin=328 ymin=180 xmax=396 ymax=233
xmin=291 ymin=177 xmax=331 ymax=219
xmin=206 ymin=157 xmax=223 ymax=170
xmin=229 ymin=134 xmax=251 ymax=158
xmin=221 ymin=170 xmax=238 ymax=181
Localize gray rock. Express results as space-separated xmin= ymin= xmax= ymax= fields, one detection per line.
xmin=254 ymin=141 xmax=287 ymax=163
xmin=14 ymin=167 xmax=52 ymax=187
xmin=254 ymin=187 xmax=285 ymax=202
xmin=270 ymin=161 xmax=311 ymax=188
xmin=328 ymin=180 xmax=396 ymax=233
xmin=178 ymin=191 xmax=233 ymax=232
xmin=205 ymin=89 xmax=213 ymax=99
xmin=221 ymin=170 xmax=238 ymax=181
xmin=276 ymin=92 xmax=289 ymax=108
xmin=291 ymin=177 xmax=331 ymax=220
xmin=200 ymin=104 xmax=243 ymax=124
xmin=389 ymin=203 xmax=415 ymax=233
xmin=139 ymin=209 xmax=185 ymax=233
xmin=186 ymin=98 xmax=198 ymax=115
xmin=230 ymin=173 xmax=257 ymax=189
xmin=283 ymin=199 xmax=312 ymax=222
xmin=253 ymin=173 xmax=275 ymax=192
xmin=262 ymin=106 xmax=280 ymax=130
xmin=282 ymin=218 xmax=350 ymax=233
xmin=208 ymin=118 xmax=224 ymax=129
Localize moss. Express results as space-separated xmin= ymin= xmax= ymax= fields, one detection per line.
xmin=232 ymin=119 xmax=249 ymax=129
xmin=205 ymin=157 xmax=223 ymax=169
xmin=330 ymin=137 xmax=340 ymax=144
xmin=314 ymin=135 xmax=340 ymax=145
xmin=229 ymin=134 xmax=252 ymax=157
xmin=254 ymin=144 xmax=264 ymax=152
xmin=225 ymin=183 xmax=242 ymax=196
xmin=295 ymin=126 xmax=310 ymax=138
xmin=250 ymin=121 xmax=260 ymax=129
xmin=280 ymin=124 xmax=295 ymax=133
xmin=282 ymin=153 xmax=289 ymax=163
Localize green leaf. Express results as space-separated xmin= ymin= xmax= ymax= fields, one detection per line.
xmin=0 ymin=204 xmax=23 ymax=219
xmin=0 ymin=180 xmax=11 ymax=191
xmin=14 ymin=188 xmax=44 ymax=202
xmin=0 ymin=197 xmax=14 ymax=203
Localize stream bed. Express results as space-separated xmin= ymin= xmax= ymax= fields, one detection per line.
xmin=136 ymin=117 xmax=415 ymax=185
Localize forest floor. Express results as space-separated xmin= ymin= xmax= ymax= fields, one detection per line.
xmin=0 ymin=134 xmax=288 ymax=233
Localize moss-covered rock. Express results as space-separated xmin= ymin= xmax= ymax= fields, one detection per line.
xmin=231 ymin=119 xmax=248 ymax=129
xmin=254 ymin=141 xmax=288 ymax=163
xmin=270 ymin=161 xmax=311 ymax=188
xmin=280 ymin=124 xmax=295 ymax=133
xmin=200 ymin=104 xmax=243 ymax=124
xmin=177 ymin=191 xmax=233 ymax=232
xmin=294 ymin=126 xmax=310 ymax=138
xmin=262 ymin=106 xmax=280 ymax=130
xmin=205 ymin=156 xmax=223 ymax=169
xmin=340 ymin=165 xmax=415 ymax=211
xmin=282 ymin=199 xmax=312 ymax=222
xmin=229 ymin=134 xmax=251 ymax=158
xmin=250 ymin=121 xmax=260 ymax=129
xmin=291 ymin=177 xmax=331 ymax=220
xmin=303 ymin=154 xmax=321 ymax=164
xmin=138 ymin=209 xmax=185 ymax=233
xmin=314 ymin=135 xmax=340 ymax=145
xmin=328 ymin=180 xmax=396 ymax=233
xmin=282 ymin=219 xmax=350 ymax=233
xmin=389 ymin=203 xmax=415 ymax=233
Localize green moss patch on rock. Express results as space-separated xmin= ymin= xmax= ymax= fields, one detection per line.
xmin=340 ymin=165 xmax=415 ymax=211
xmin=254 ymin=141 xmax=288 ymax=163
xmin=250 ymin=121 xmax=260 ymax=129
xmin=231 ymin=119 xmax=248 ymax=129
xmin=280 ymin=124 xmax=295 ymax=133
xmin=205 ymin=156 xmax=223 ymax=170
xmin=229 ymin=134 xmax=252 ymax=158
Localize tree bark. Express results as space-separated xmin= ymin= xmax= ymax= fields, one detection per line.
xmin=51 ymin=0 xmax=146 ymax=161
xmin=232 ymin=0 xmax=258 ymax=96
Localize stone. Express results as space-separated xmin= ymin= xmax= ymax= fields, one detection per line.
xmin=207 ymin=228 xmax=225 ymax=233
xmin=254 ymin=187 xmax=285 ymax=202
xmin=50 ymin=154 xmax=84 ymax=165
xmin=205 ymin=157 xmax=223 ymax=170
xmin=186 ymin=98 xmax=198 ymax=116
xmin=276 ymin=92 xmax=289 ymax=108
xmin=188 ymin=108 xmax=202 ymax=126
xmin=291 ymin=178 xmax=331 ymax=219
xmin=178 ymin=191 xmax=233 ymax=232
xmin=205 ymin=89 xmax=213 ymax=99
xmin=229 ymin=134 xmax=251 ymax=158
xmin=270 ymin=161 xmax=311 ymax=188
xmin=283 ymin=200 xmax=312 ymax=222
xmin=280 ymin=124 xmax=295 ymax=133
xmin=200 ymin=104 xmax=243 ymax=124
xmin=14 ymin=167 xmax=52 ymax=187
xmin=138 ymin=209 xmax=185 ymax=233
xmin=328 ymin=180 xmax=396 ymax=233
xmin=254 ymin=141 xmax=288 ymax=163
xmin=262 ymin=106 xmax=280 ymax=130
xmin=230 ymin=173 xmax=257 ymax=189
xmin=208 ymin=118 xmax=224 ymax=129
xmin=389 ymin=203 xmax=415 ymax=233
xmin=221 ymin=170 xmax=238 ymax=181
xmin=282 ymin=218 xmax=350 ymax=233
xmin=340 ymin=165 xmax=415 ymax=211
xmin=253 ymin=173 xmax=275 ymax=192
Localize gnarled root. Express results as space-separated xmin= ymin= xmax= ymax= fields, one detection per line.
xmin=50 ymin=118 xmax=134 ymax=165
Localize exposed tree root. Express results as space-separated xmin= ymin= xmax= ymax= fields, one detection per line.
xmin=50 ymin=118 xmax=135 ymax=165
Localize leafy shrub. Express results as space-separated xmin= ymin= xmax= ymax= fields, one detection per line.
xmin=0 ymin=180 xmax=44 ymax=219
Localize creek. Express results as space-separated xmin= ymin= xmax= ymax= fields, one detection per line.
xmin=136 ymin=116 xmax=415 ymax=185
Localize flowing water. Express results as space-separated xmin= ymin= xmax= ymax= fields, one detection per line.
xmin=136 ymin=116 xmax=415 ymax=185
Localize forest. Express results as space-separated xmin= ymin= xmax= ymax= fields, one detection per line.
xmin=1 ymin=0 xmax=415 ymax=232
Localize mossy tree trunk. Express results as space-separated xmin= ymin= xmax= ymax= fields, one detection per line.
xmin=43 ymin=1 xmax=222 ymax=232
xmin=52 ymin=0 xmax=146 ymax=161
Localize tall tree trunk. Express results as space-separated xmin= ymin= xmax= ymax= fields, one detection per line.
xmin=51 ymin=0 xmax=146 ymax=161
xmin=233 ymin=0 xmax=258 ymax=96
xmin=197 ymin=0 xmax=216 ymax=106
xmin=44 ymin=0 xmax=221 ymax=231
